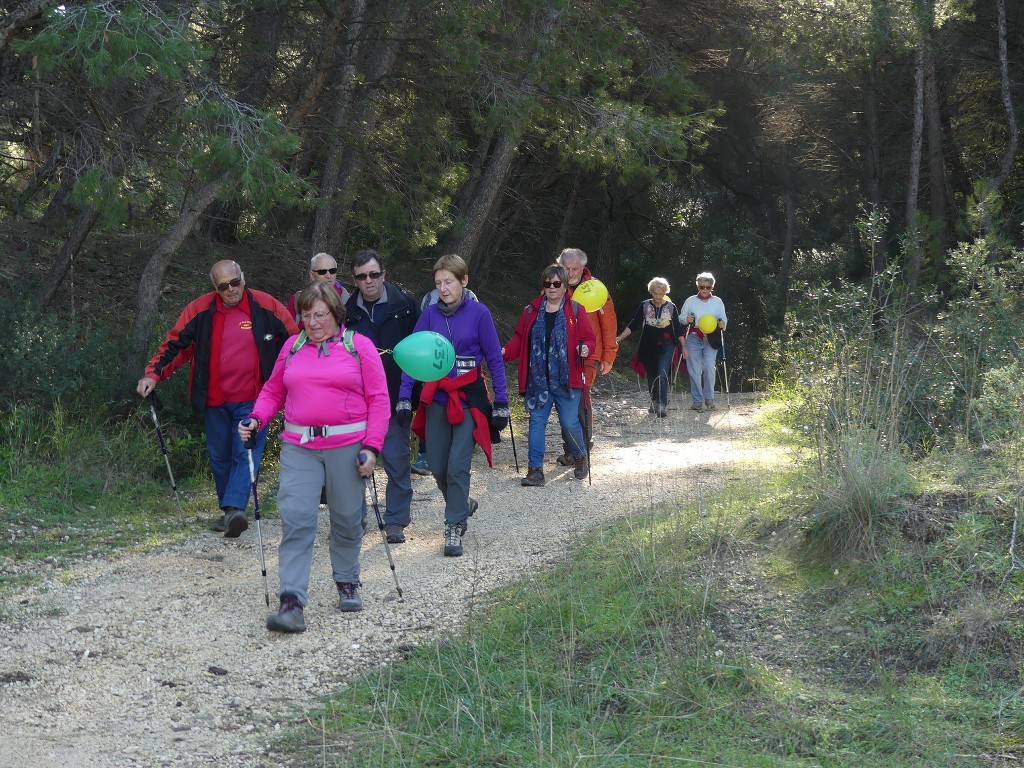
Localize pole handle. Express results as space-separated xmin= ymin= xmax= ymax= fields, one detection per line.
xmin=243 ymin=419 xmax=257 ymax=450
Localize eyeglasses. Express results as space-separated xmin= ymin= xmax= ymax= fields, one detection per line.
xmin=300 ymin=311 xmax=332 ymax=323
xmin=697 ymin=284 xmax=713 ymax=290
xmin=353 ymin=270 xmax=383 ymax=282
xmin=215 ymin=277 xmax=242 ymax=292
xmin=543 ymin=280 xmax=563 ymax=289
xmin=313 ymin=267 xmax=338 ymax=276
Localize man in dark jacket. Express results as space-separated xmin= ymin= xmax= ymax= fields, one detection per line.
xmin=344 ymin=249 xmax=420 ymax=544
xmin=137 ymin=260 xmax=297 ymax=537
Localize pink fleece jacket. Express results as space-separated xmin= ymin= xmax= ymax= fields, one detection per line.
xmin=249 ymin=331 xmax=390 ymax=452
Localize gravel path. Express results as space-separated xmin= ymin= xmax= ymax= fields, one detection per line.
xmin=0 ymin=387 xmax=765 ymax=767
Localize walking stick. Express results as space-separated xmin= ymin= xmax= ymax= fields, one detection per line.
xmin=719 ymin=331 xmax=731 ymax=407
xmin=582 ymin=380 xmax=592 ymax=487
xmin=359 ymin=452 xmax=404 ymax=600
xmin=145 ymin=393 xmax=183 ymax=515
xmin=243 ymin=423 xmax=270 ymax=607
xmin=507 ymin=415 xmax=520 ymax=473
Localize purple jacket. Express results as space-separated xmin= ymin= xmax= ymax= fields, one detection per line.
xmin=398 ymin=298 xmax=508 ymax=406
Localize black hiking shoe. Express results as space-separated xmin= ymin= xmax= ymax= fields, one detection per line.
xmin=521 ymin=467 xmax=545 ymax=487
xmin=385 ymin=524 xmax=406 ymax=544
xmin=443 ymin=522 xmax=467 ymax=557
xmin=468 ymin=497 xmax=479 ymax=517
xmin=267 ymin=593 xmax=305 ymax=633
xmin=223 ymin=507 xmax=248 ymax=538
xmin=573 ymin=454 xmax=589 ymax=480
xmin=209 ymin=514 xmax=226 ymax=533
xmin=555 ymin=452 xmax=574 ymax=466
xmin=336 ymin=581 xmax=363 ymax=612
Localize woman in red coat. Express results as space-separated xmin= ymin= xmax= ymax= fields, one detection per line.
xmin=503 ymin=264 xmax=596 ymax=487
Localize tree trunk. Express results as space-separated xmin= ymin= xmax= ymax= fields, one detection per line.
xmin=904 ymin=39 xmax=925 ymax=297
xmin=593 ymin=171 xmax=624 ymax=284
xmin=36 ymin=205 xmax=101 ymax=305
xmin=439 ymin=128 xmax=518 ymax=265
xmin=778 ymin=189 xmax=796 ymax=320
xmin=553 ymin=172 xmax=581 ymax=256
xmin=0 ymin=0 xmax=57 ymax=53
xmin=123 ymin=178 xmax=230 ymax=385
xmin=924 ymin=46 xmax=949 ymax=255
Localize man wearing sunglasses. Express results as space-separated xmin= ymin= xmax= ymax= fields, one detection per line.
xmin=137 ymin=260 xmax=298 ymax=536
xmin=344 ymin=249 xmax=421 ymax=544
xmin=285 ymin=252 xmax=351 ymax=328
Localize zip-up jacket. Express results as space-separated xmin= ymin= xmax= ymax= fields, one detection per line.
xmin=502 ymin=294 xmax=596 ymax=395
xmin=144 ymin=289 xmax=298 ymax=413
xmin=344 ymin=281 xmax=420 ymax=405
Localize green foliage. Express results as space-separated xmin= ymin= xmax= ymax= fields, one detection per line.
xmin=0 ymin=295 xmax=124 ymax=406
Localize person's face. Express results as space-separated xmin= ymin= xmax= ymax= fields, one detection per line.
xmin=650 ymin=287 xmax=668 ymax=306
xmin=310 ymin=257 xmax=339 ymax=283
xmin=435 ymin=269 xmax=467 ymax=304
xmin=212 ymin=264 xmax=245 ymax=307
xmin=543 ymin=274 xmax=567 ymax=303
xmin=300 ymin=299 xmax=339 ymax=343
xmin=353 ymin=258 xmax=385 ymax=301
xmin=562 ymin=259 xmax=584 ymax=287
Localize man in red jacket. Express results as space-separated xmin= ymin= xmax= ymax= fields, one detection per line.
xmin=137 ymin=260 xmax=298 ymax=536
xmin=556 ymin=247 xmax=618 ymax=463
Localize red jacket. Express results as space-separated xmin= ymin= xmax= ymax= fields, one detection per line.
xmin=502 ymin=295 xmax=596 ymax=395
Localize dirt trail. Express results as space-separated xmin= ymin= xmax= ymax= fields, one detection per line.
xmin=0 ymin=388 xmax=766 ymax=767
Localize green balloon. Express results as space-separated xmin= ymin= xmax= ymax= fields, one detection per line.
xmin=393 ymin=331 xmax=456 ymax=382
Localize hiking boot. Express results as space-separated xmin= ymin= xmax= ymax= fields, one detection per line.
xmin=468 ymin=497 xmax=479 ymax=517
xmin=267 ymin=593 xmax=305 ymax=633
xmin=657 ymin=404 xmax=668 ymax=418
xmin=223 ymin=507 xmax=248 ymax=538
xmin=444 ymin=522 xmax=467 ymax=557
xmin=690 ymin=402 xmax=703 ymax=411
xmin=572 ymin=454 xmax=589 ymax=480
xmin=385 ymin=524 xmax=406 ymax=544
xmin=209 ymin=514 xmax=226 ymax=533
xmin=704 ymin=400 xmax=716 ymax=411
xmin=336 ymin=581 xmax=363 ymax=612
xmin=555 ymin=452 xmax=574 ymax=466
xmin=411 ymin=453 xmax=430 ymax=476
xmin=521 ymin=467 xmax=545 ymax=487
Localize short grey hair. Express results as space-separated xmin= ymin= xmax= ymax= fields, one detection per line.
xmin=696 ymin=271 xmax=715 ymax=286
xmin=309 ymin=252 xmax=336 ymax=270
xmin=647 ymin=277 xmax=670 ymax=294
xmin=557 ymin=247 xmax=588 ymax=266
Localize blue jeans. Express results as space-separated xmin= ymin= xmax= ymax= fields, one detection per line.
xmin=685 ymin=334 xmax=719 ymax=404
xmin=204 ymin=401 xmax=266 ymax=512
xmin=642 ymin=343 xmax=675 ymax=406
xmin=527 ymin=388 xmax=586 ymax=467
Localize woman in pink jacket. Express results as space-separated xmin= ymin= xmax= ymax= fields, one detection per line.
xmin=239 ymin=282 xmax=390 ymax=633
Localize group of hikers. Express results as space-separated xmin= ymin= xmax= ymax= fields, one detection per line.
xmin=136 ymin=250 xmax=728 ymax=633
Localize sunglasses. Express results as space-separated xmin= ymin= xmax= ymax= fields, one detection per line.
xmin=215 ymin=277 xmax=242 ymax=292
xmin=354 ymin=270 xmax=384 ymax=282
xmin=697 ymin=284 xmax=713 ymax=290
xmin=543 ymin=280 xmax=563 ymax=289
xmin=313 ymin=267 xmax=338 ymax=276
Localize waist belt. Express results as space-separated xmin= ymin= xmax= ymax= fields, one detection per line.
xmin=284 ymin=420 xmax=367 ymax=445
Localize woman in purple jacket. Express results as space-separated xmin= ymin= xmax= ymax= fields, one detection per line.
xmin=239 ymin=282 xmax=390 ymax=633
xmin=396 ymin=254 xmax=509 ymax=558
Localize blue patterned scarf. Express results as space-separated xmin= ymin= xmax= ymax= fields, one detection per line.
xmin=525 ymin=302 xmax=570 ymax=411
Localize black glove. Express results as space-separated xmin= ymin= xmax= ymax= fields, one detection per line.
xmin=395 ymin=399 xmax=412 ymax=429
xmin=491 ymin=402 xmax=510 ymax=432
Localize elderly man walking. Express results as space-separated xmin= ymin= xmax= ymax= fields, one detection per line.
xmin=344 ymin=249 xmax=420 ymax=544
xmin=286 ymin=252 xmax=351 ymax=328
xmin=137 ymin=260 xmax=297 ymax=536
xmin=555 ymin=247 xmax=618 ymax=465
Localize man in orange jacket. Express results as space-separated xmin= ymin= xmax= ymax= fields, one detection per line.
xmin=556 ymin=247 xmax=618 ymax=462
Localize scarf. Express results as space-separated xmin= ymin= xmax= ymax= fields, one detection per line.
xmin=525 ymin=301 xmax=569 ymax=411
xmin=207 ymin=290 xmax=252 ymax=406
xmin=437 ymin=293 xmax=465 ymax=317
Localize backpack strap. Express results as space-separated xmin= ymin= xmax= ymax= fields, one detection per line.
xmin=286 ymin=328 xmax=360 ymax=367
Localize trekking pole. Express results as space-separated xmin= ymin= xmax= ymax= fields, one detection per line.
xmin=359 ymin=452 xmax=404 ymax=600
xmin=145 ymin=393 xmax=184 ymax=515
xmin=582 ymin=381 xmax=592 ymax=487
xmin=720 ymin=331 xmax=731 ymax=408
xmin=507 ymin=412 xmax=520 ymax=473
xmin=242 ymin=421 xmax=270 ymax=607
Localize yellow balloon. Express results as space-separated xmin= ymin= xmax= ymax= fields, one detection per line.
xmin=698 ymin=314 xmax=718 ymax=334
xmin=573 ymin=279 xmax=609 ymax=312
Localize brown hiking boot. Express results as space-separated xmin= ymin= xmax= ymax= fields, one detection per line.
xmin=572 ymin=454 xmax=589 ymax=480
xmin=521 ymin=467 xmax=545 ymax=486
xmin=555 ymin=452 xmax=574 ymax=466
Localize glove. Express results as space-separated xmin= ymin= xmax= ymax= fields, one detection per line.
xmin=395 ymin=399 xmax=412 ymax=429
xmin=491 ymin=402 xmax=510 ymax=432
